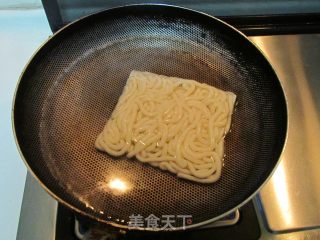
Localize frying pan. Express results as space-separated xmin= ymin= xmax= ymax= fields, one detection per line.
xmin=13 ymin=4 xmax=287 ymax=230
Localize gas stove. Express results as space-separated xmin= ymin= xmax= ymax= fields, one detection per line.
xmin=16 ymin=34 xmax=320 ymax=240
xmin=69 ymin=207 xmax=254 ymax=240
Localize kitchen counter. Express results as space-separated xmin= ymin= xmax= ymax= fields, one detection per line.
xmin=0 ymin=9 xmax=51 ymax=239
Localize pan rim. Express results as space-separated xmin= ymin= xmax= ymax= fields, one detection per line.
xmin=11 ymin=3 xmax=288 ymax=231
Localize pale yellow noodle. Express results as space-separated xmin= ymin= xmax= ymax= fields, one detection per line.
xmin=95 ymin=70 xmax=236 ymax=183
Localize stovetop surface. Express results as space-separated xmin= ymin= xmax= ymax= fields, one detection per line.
xmin=251 ymin=34 xmax=320 ymax=232
xmin=56 ymin=202 xmax=260 ymax=240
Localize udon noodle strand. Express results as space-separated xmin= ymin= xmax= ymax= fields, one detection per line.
xmin=95 ymin=70 xmax=236 ymax=183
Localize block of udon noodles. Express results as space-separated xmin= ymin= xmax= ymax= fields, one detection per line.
xmin=95 ymin=70 xmax=236 ymax=183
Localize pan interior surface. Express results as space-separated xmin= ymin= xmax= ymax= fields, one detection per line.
xmin=14 ymin=5 xmax=287 ymax=229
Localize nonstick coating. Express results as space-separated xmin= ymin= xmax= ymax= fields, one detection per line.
xmin=13 ymin=5 xmax=287 ymax=229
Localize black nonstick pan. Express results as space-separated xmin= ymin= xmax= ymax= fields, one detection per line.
xmin=13 ymin=4 xmax=287 ymax=230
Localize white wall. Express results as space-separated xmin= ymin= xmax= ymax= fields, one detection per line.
xmin=0 ymin=8 xmax=51 ymax=239
xmin=0 ymin=0 xmax=42 ymax=9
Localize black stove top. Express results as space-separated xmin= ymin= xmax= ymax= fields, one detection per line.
xmin=55 ymin=201 xmax=260 ymax=240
